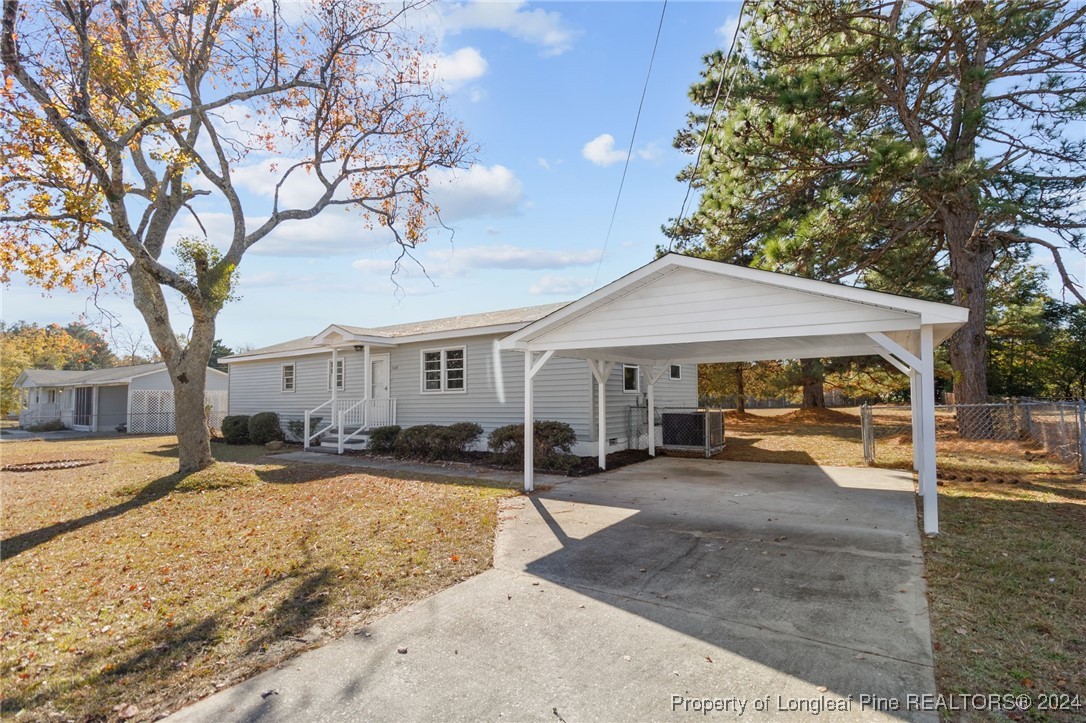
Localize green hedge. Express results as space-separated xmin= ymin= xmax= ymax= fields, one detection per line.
xmin=368 ymin=425 xmax=401 ymax=454
xmin=248 ymin=412 xmax=283 ymax=445
xmin=488 ymin=420 xmax=578 ymax=471
xmin=221 ymin=415 xmax=251 ymax=445
xmin=393 ymin=422 xmax=482 ymax=461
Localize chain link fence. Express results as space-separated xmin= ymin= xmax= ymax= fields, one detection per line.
xmin=627 ymin=406 xmax=726 ymax=458
xmin=861 ymin=401 xmax=1085 ymax=472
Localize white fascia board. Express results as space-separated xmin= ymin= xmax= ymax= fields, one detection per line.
xmin=524 ymin=317 xmax=921 ymax=354
xmin=667 ymin=255 xmax=969 ymax=323
xmin=222 ymin=347 xmax=340 ymax=364
xmin=501 ymin=263 xmax=678 ymax=348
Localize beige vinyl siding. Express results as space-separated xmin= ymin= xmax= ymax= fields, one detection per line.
xmin=97 ymin=385 xmax=128 ymax=429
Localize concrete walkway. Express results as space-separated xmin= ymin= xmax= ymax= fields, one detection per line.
xmin=270 ymin=450 xmax=570 ymax=488
xmin=170 ymin=458 xmax=936 ymax=722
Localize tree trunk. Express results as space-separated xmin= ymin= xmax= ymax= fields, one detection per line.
xmin=734 ymin=363 xmax=745 ymax=413
xmin=172 ymin=353 xmax=213 ymax=473
xmin=945 ymin=209 xmax=996 ymax=437
xmin=128 ymin=262 xmax=216 ymax=474
xmin=800 ymin=358 xmax=826 ymax=408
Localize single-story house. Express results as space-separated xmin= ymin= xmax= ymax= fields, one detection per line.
xmin=222 ymin=305 xmax=698 ymax=456
xmin=224 ymin=253 xmax=968 ymax=533
xmin=14 ymin=363 xmax=229 ymax=433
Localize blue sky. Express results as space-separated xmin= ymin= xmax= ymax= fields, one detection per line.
xmin=3 ymin=1 xmax=743 ymax=352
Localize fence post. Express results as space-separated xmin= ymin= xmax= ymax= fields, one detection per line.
xmin=1078 ymin=401 xmax=1086 ymax=474
xmin=860 ymin=403 xmax=874 ymax=465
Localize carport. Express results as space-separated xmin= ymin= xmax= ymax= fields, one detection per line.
xmin=501 ymin=254 xmax=968 ymax=534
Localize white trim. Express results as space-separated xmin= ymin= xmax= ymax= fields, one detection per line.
xmin=622 ymin=364 xmax=640 ymax=394
xmin=669 ymin=364 xmax=681 ymax=381
xmin=419 ymin=346 xmax=467 ymax=394
xmin=327 ymin=357 xmax=345 ymax=392
xmin=281 ymin=363 xmax=296 ymax=393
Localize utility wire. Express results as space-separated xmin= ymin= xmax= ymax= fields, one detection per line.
xmin=591 ymin=0 xmax=669 ymax=289
xmin=668 ymin=0 xmax=748 ymax=252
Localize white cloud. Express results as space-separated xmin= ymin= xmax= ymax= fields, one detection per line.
xmin=429 ymin=164 xmax=525 ymax=221
xmin=636 ymin=142 xmax=663 ymax=162
xmin=716 ymin=15 xmax=741 ymax=48
xmin=468 ymin=87 xmax=487 ymax=103
xmin=431 ymin=244 xmax=601 ymax=271
xmin=537 ymin=158 xmax=551 ymax=171
xmin=582 ymin=134 xmax=628 ymax=167
xmin=352 ymin=243 xmax=601 ymax=280
xmin=441 ymin=1 xmax=577 ymax=56
xmin=428 ymin=47 xmax=488 ymax=91
xmin=529 ymin=274 xmax=592 ymax=296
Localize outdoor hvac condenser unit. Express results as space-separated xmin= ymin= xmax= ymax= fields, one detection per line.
xmin=660 ymin=410 xmax=725 ymax=457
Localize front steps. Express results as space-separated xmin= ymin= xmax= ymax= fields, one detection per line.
xmin=313 ymin=427 xmax=371 ymax=452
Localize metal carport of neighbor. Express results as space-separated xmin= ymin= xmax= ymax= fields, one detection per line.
xmin=500 ymin=253 xmax=969 ymax=534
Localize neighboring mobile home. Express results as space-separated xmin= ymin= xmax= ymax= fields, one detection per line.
xmin=14 ymin=363 xmax=228 ymax=433
xmin=222 ymin=304 xmax=698 ymax=454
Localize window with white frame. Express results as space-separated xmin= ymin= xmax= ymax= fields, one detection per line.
xmin=327 ymin=358 xmax=345 ymax=391
xmin=282 ymin=363 xmax=295 ymax=392
xmin=670 ymin=364 xmax=681 ymax=380
xmin=422 ymin=347 xmax=466 ymax=392
xmin=623 ymin=364 xmax=640 ymax=393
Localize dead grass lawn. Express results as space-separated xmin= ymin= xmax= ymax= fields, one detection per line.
xmin=1 ymin=435 xmax=514 ymax=721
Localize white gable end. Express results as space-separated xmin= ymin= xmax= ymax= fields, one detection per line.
xmin=534 ymin=267 xmax=920 ymax=350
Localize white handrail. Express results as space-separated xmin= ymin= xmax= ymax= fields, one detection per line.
xmin=337 ymin=398 xmax=369 ymax=454
xmin=304 ymin=397 xmax=334 ymax=449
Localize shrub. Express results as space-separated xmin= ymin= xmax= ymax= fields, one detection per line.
xmin=221 ymin=415 xmax=251 ymax=445
xmin=488 ymin=420 xmax=578 ymax=470
xmin=285 ymin=417 xmax=321 ymax=443
xmin=391 ymin=422 xmax=481 ymax=461
xmin=446 ymin=422 xmax=483 ymax=455
xmin=27 ymin=419 xmax=66 ymax=432
xmin=368 ymin=425 xmax=401 ymax=454
xmin=393 ymin=424 xmax=445 ymax=461
xmin=248 ymin=412 xmax=283 ymax=445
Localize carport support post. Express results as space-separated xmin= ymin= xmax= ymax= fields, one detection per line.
xmin=587 ymin=360 xmax=614 ymax=470
xmin=642 ymin=365 xmax=670 ymax=457
xmin=523 ymin=350 xmax=554 ymax=492
xmin=909 ymin=370 xmax=922 ymax=475
xmin=918 ymin=325 xmax=939 ymax=534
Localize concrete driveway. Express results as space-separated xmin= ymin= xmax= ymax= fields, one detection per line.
xmin=170 ymin=458 xmax=936 ymax=722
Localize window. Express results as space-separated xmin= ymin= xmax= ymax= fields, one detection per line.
xmin=327 ymin=358 xmax=345 ymax=391
xmin=623 ymin=364 xmax=640 ymax=393
xmin=670 ymin=365 xmax=682 ymax=380
xmin=282 ymin=363 xmax=295 ymax=392
xmin=422 ymin=347 xmax=466 ymax=393
xmin=47 ymin=389 xmax=57 ymax=403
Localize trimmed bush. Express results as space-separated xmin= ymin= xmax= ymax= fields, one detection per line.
xmin=446 ymin=422 xmax=483 ymax=455
xmin=285 ymin=416 xmax=322 ymax=443
xmin=391 ymin=422 xmax=482 ymax=461
xmin=394 ymin=424 xmax=445 ymax=461
xmin=488 ymin=420 xmax=578 ymax=470
xmin=248 ymin=412 xmax=283 ymax=445
xmin=368 ymin=425 xmax=401 ymax=454
xmin=221 ymin=415 xmax=251 ymax=445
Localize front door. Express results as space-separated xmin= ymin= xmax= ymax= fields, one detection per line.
xmin=370 ymin=355 xmax=390 ymax=399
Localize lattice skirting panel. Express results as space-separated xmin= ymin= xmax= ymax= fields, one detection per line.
xmin=128 ymin=390 xmax=228 ymax=434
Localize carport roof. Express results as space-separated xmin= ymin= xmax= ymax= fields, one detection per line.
xmin=500 ymin=254 xmax=968 ymax=365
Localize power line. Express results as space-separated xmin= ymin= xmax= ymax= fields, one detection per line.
xmin=668 ymin=0 xmax=748 ymax=252
xmin=591 ymin=0 xmax=669 ymax=289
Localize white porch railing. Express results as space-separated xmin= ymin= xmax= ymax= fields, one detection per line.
xmin=19 ymin=404 xmax=63 ymax=427
xmin=304 ymin=398 xmax=336 ymax=448
xmin=304 ymin=397 xmax=397 ymax=451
